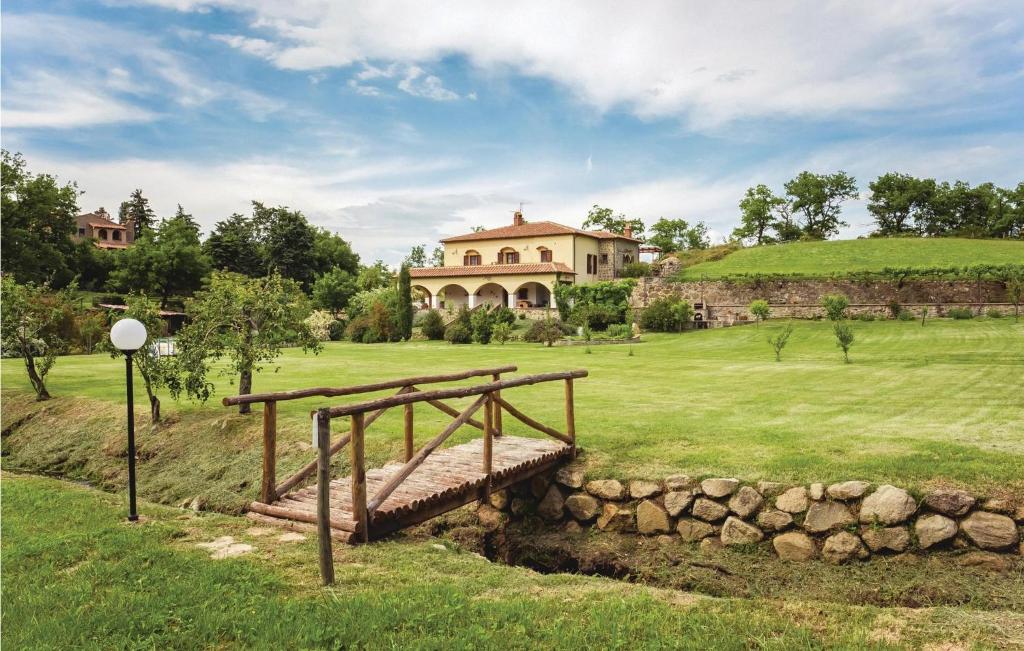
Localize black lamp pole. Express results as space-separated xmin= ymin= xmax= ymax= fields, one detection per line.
xmin=125 ymin=352 xmax=138 ymax=522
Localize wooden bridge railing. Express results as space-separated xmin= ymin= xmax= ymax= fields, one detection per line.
xmin=221 ymin=366 xmax=517 ymax=504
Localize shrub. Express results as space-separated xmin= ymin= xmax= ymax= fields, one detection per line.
xmin=471 ymin=308 xmax=493 ymax=344
xmin=821 ymin=294 xmax=850 ymax=321
xmin=305 ymin=310 xmax=336 ymax=341
xmin=490 ymin=305 xmax=516 ymax=326
xmin=572 ymin=303 xmax=621 ymax=331
xmin=855 ymin=313 xmax=876 ymax=322
xmin=897 ymin=309 xmax=916 ymax=321
xmin=492 ymin=322 xmax=513 ymax=344
xmin=640 ymin=297 xmax=693 ymax=332
xmin=887 ymin=300 xmax=902 ymax=319
xmin=767 ymin=324 xmax=794 ymax=362
xmin=986 ymin=308 xmax=1004 ymax=319
xmin=620 ymin=262 xmax=652 ymax=278
xmin=328 ymin=318 xmax=347 ymax=341
xmin=517 ymin=312 xmax=526 ymax=320
xmin=749 ymin=299 xmax=770 ymax=327
xmin=420 ymin=309 xmax=446 ymax=340
xmin=554 ymin=280 xmax=634 ymax=328
xmin=346 ymin=315 xmax=371 ymax=343
xmin=444 ymin=323 xmax=472 ymax=344
xmin=833 ymin=322 xmax=855 ymax=363
xmin=947 ymin=307 xmax=974 ymax=320
xmin=605 ymin=323 xmax=631 ymax=339
xmin=524 ymin=315 xmax=571 ymax=346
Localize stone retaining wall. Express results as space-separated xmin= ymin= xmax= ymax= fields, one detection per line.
xmin=479 ymin=471 xmax=1023 ymax=564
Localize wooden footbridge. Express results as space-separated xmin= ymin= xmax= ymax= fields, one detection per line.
xmin=223 ymin=367 xmax=585 ymax=561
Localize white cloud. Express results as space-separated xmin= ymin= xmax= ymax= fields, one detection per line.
xmin=128 ymin=0 xmax=1024 ymax=126
xmin=344 ymin=62 xmax=462 ymax=100
xmin=2 ymin=71 xmax=159 ymax=128
xmin=210 ymin=33 xmax=279 ymax=58
xmin=396 ymin=66 xmax=459 ymax=101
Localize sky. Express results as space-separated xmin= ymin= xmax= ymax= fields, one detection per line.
xmin=2 ymin=1 xmax=1023 ymax=265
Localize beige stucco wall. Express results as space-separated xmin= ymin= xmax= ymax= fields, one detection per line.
xmin=444 ymin=234 xmax=576 ymax=267
xmin=412 ymin=272 xmax=561 ymax=309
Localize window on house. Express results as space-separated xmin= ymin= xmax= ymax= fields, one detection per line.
xmin=78 ymin=228 xmax=86 ymax=236
xmin=504 ymin=251 xmax=520 ymax=264
xmin=622 ymin=253 xmax=634 ymax=265
xmin=518 ymin=287 xmax=529 ymax=300
xmin=98 ymin=229 xmax=107 ymax=240
xmin=585 ymin=253 xmax=598 ymax=274
xmin=539 ymin=248 xmax=552 ymax=262
xmin=112 ymin=230 xmax=122 ymax=241
xmin=463 ymin=250 xmax=482 ymax=266
xmin=600 ymin=253 xmax=608 ymax=265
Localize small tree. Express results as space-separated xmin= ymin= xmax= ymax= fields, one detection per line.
xmin=821 ymin=294 xmax=850 ymax=321
xmin=420 ymin=309 xmax=446 ymax=340
xmin=76 ymin=311 xmax=107 ymax=354
xmin=311 ymin=268 xmax=358 ymax=314
xmin=492 ymin=322 xmax=512 ymax=344
xmin=833 ymin=322 xmax=855 ymax=363
xmin=749 ymin=299 xmax=771 ymax=327
xmin=921 ymin=306 xmax=929 ymax=327
xmin=470 ymin=307 xmax=493 ymax=344
xmin=397 ymin=264 xmax=413 ymax=340
xmin=171 ymin=272 xmax=322 ymax=414
xmin=1008 ymin=273 xmax=1023 ymax=322
xmin=767 ymin=324 xmax=794 ymax=362
xmin=106 ymin=294 xmax=172 ymax=422
xmin=0 ymin=277 xmax=77 ymax=400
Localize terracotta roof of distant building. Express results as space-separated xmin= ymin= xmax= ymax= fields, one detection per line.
xmin=441 ymin=221 xmax=640 ymax=243
xmin=79 ymin=212 xmax=126 ymax=229
xmin=410 ymin=262 xmax=576 ymax=278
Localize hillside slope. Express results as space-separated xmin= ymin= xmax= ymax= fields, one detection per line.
xmin=676 ymin=238 xmax=1024 ymax=279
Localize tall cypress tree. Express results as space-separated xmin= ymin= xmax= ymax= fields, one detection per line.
xmin=398 ymin=263 xmax=413 ymax=341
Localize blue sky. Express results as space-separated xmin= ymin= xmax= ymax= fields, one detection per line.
xmin=3 ymin=1 xmax=1023 ymax=264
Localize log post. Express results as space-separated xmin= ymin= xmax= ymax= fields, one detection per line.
xmin=564 ymin=378 xmax=576 ymax=459
xmin=491 ymin=372 xmax=503 ymax=436
xmin=482 ymin=393 xmax=493 ymax=502
xmin=350 ymin=412 xmax=368 ymax=543
xmin=315 ymin=408 xmax=334 ymax=585
xmin=260 ymin=401 xmax=277 ymax=504
xmin=403 ymin=400 xmax=414 ymax=462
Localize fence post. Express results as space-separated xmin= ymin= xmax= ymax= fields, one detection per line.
xmin=482 ymin=393 xmax=493 ymax=502
xmin=491 ymin=372 xmax=503 ymax=436
xmin=315 ymin=408 xmax=334 ymax=585
xmin=564 ymin=378 xmax=576 ymax=459
xmin=350 ymin=412 xmax=368 ymax=543
xmin=261 ymin=401 xmax=277 ymax=504
xmin=404 ymin=401 xmax=414 ymax=462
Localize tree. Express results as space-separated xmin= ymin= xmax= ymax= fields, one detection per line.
xmin=833 ymin=322 xmax=855 ymax=363
xmin=405 ymin=245 xmax=427 ymax=267
xmin=749 ymin=299 xmax=771 ymax=327
xmin=204 ymin=213 xmax=264 ymax=276
xmin=312 ymin=228 xmax=360 ymax=277
xmin=867 ymin=173 xmax=934 ymax=236
xmin=430 ymin=246 xmax=445 ymax=267
xmin=170 ymin=272 xmax=322 ymax=414
xmin=106 ymin=295 xmax=172 ymax=422
xmin=120 ymin=188 xmax=157 ymax=236
xmin=1 ymin=150 xmax=80 ymax=287
xmin=784 ymin=171 xmax=858 ymax=239
xmin=357 ymin=260 xmax=393 ymax=291
xmin=397 ymin=264 xmax=413 ymax=340
xmin=767 ymin=324 xmax=794 ymax=362
xmin=821 ymin=294 xmax=850 ymax=321
xmin=311 ymin=268 xmax=358 ymax=313
xmin=582 ymin=205 xmax=645 ymax=238
xmin=110 ymin=213 xmax=212 ymax=307
xmin=647 ymin=218 xmax=710 ymax=253
xmin=172 ymin=204 xmax=201 ymax=235
xmin=1007 ymin=272 xmax=1023 ymax=322
xmin=259 ymin=203 xmax=317 ymax=290
xmin=1 ymin=277 xmax=77 ymax=400
xmin=420 ymin=309 xmax=446 ymax=339
xmin=76 ymin=310 xmax=107 ymax=354
xmin=733 ymin=184 xmax=786 ymax=245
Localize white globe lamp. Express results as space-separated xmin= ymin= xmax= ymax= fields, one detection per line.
xmin=110 ymin=317 xmax=148 ymax=522
xmin=110 ymin=318 xmax=148 ymax=352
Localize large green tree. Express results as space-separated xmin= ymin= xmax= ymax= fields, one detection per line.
xmin=312 ymin=227 xmax=360 ymax=277
xmin=582 ymin=205 xmax=645 ymax=238
xmin=866 ymin=173 xmax=935 ymax=236
xmin=119 ymin=188 xmax=157 ymax=236
xmin=357 ymin=260 xmax=393 ymax=291
xmin=784 ymin=171 xmax=858 ymax=239
xmin=397 ymin=264 xmax=413 ymax=340
xmin=1 ymin=277 xmax=78 ymax=400
xmin=733 ymin=184 xmax=786 ymax=245
xmin=405 ymin=245 xmax=427 ymax=267
xmin=256 ymin=203 xmax=318 ymax=290
xmin=1 ymin=150 xmax=80 ymax=287
xmin=311 ymin=268 xmax=359 ymax=313
xmin=204 ymin=213 xmax=264 ymax=276
xmin=170 ymin=272 xmax=321 ymax=414
xmin=647 ymin=218 xmax=710 ymax=253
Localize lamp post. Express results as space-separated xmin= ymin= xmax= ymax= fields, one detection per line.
xmin=110 ymin=318 xmax=148 ymax=522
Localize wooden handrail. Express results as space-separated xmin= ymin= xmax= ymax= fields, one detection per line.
xmin=365 ymin=394 xmax=488 ymax=516
xmin=222 ymin=366 xmax=517 ymax=405
xmin=493 ymin=396 xmax=573 ymax=445
xmin=327 ymin=370 xmax=589 ymax=418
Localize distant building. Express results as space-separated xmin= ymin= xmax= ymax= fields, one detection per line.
xmin=74 ymin=212 xmax=135 ymax=249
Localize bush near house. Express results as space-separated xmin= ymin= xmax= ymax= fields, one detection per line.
xmin=419 ymin=309 xmax=446 ymax=340
xmin=947 ymin=307 xmax=974 ymax=320
xmin=524 ymin=316 xmax=573 ymax=345
xmin=554 ymin=280 xmax=634 ymax=330
xmin=640 ymin=296 xmax=693 ymax=332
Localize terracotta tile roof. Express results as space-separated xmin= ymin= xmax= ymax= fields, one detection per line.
xmin=441 ymin=221 xmax=640 ymax=243
xmin=79 ymin=212 xmax=126 ymax=229
xmin=410 ymin=262 xmax=576 ymax=278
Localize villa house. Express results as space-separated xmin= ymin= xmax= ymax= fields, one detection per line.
xmin=410 ymin=211 xmax=640 ymax=315
xmin=74 ymin=212 xmax=135 ymax=249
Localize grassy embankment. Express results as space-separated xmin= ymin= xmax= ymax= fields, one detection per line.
xmin=3 ymin=473 xmax=1022 ymax=649
xmin=3 ymin=318 xmax=1022 ymax=514
xmin=676 ymin=238 xmax=1024 ymax=280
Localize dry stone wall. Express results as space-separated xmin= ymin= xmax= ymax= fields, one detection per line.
xmin=480 ymin=472 xmax=1023 ymax=564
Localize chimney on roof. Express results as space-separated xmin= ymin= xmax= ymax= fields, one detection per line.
xmin=513 ymin=210 xmax=524 ymax=226
xmin=623 ymin=224 xmax=633 ymax=239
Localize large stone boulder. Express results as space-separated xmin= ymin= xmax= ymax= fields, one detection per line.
xmin=664 ymin=490 xmax=696 ymax=517
xmin=564 ymin=493 xmax=602 ymax=522
xmin=960 ymin=511 xmax=1020 ymax=550
xmin=922 ymin=488 xmax=975 ymax=517
xmin=586 ymin=479 xmax=626 ymax=500
xmin=822 ymin=531 xmax=869 ymax=564
xmin=755 ymin=509 xmax=794 ymax=532
xmin=676 ymin=519 xmax=715 ymax=542
xmin=665 ymin=474 xmax=697 ymax=491
xmin=809 ymin=483 xmax=825 ymax=501
xmin=636 ymin=500 xmax=672 ymax=534
xmin=476 ymin=504 xmax=507 ymax=532
xmin=691 ymin=498 xmax=729 ymax=522
xmin=860 ymin=485 xmax=917 ymax=525
xmin=773 ymin=532 xmax=817 ymax=561
xmin=775 ymin=487 xmax=809 ymax=514
xmin=803 ymin=501 xmax=856 ymax=533
xmin=530 ymin=475 xmax=551 ymax=499
xmin=720 ymin=516 xmax=764 ymax=545
xmin=537 ymin=485 xmax=565 ymax=521
xmin=860 ymin=526 xmax=910 ymax=553
xmin=826 ymin=481 xmax=871 ymax=501
xmin=756 ymin=481 xmax=785 ymax=497
xmin=488 ymin=489 xmax=509 ymax=511
xmin=700 ymin=478 xmax=740 ymax=498
xmin=915 ymin=514 xmax=958 ymax=549
xmin=554 ymin=466 xmax=585 ymax=489
xmin=629 ymin=480 xmax=662 ymax=500
xmin=596 ymin=503 xmax=635 ymax=532
xmin=727 ymin=486 xmax=764 ymax=519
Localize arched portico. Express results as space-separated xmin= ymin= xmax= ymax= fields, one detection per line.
xmin=412 ymin=285 xmax=432 ymax=309
xmin=471 ymin=282 xmax=509 ymax=309
xmin=437 ymin=284 xmax=470 ymax=310
xmin=510 ymin=281 xmax=552 ymax=308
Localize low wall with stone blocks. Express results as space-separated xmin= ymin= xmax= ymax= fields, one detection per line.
xmin=479 ymin=470 xmax=1023 ymax=564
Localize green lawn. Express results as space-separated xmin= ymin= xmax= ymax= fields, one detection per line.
xmin=3 ymin=318 xmax=1023 ymax=511
xmin=4 ymin=474 xmax=1021 ymax=649
xmin=677 ymin=238 xmax=1024 ymax=279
